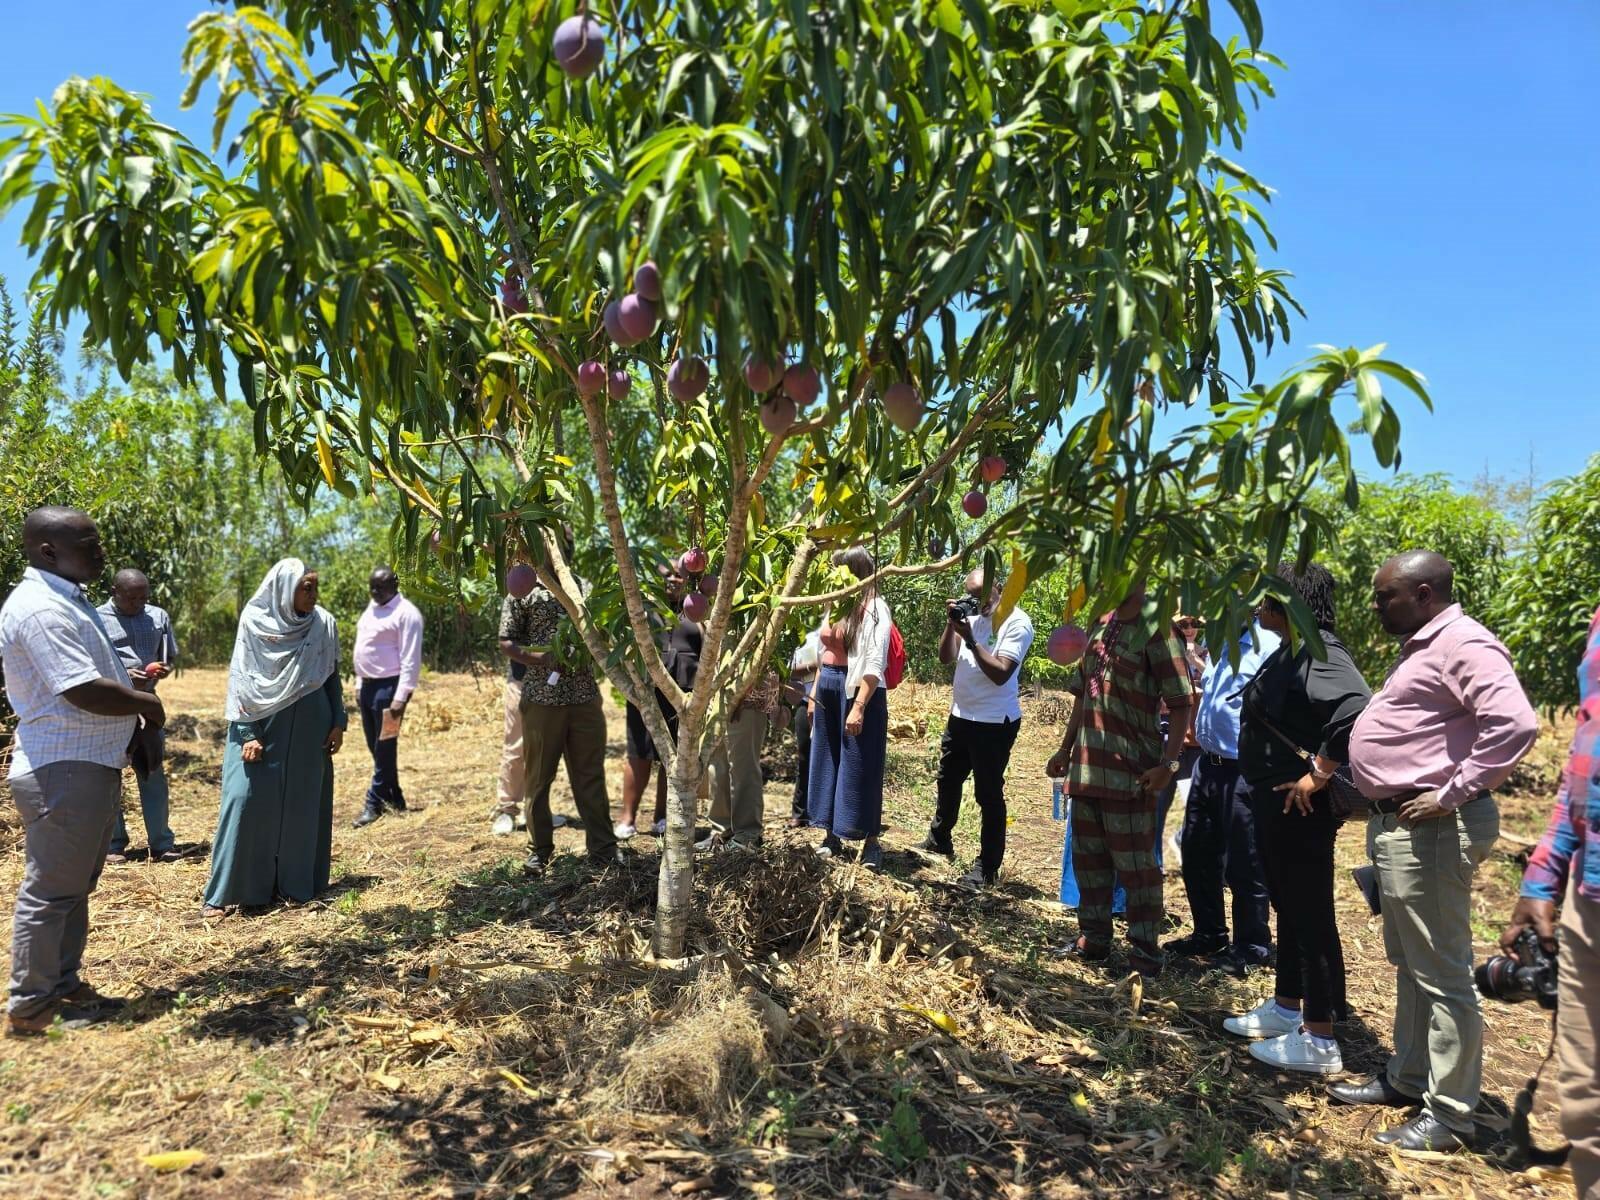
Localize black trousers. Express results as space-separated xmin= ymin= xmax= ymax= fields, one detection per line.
xmin=931 ymin=714 xmax=1022 ymax=876
xmin=1251 ymin=785 xmax=1347 ymax=1023
xmin=1179 ymin=756 xmax=1271 ymax=956
xmin=358 ymin=676 xmax=405 ymax=812
xmin=789 ymin=699 xmax=811 ymax=820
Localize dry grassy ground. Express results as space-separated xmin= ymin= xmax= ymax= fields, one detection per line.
xmin=0 ymin=667 xmax=1579 ymax=1199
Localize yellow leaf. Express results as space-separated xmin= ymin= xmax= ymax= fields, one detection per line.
xmin=993 ymin=550 xmax=1027 ymax=624
xmin=495 ymin=1067 xmax=541 ymax=1097
xmin=1071 ymin=1091 xmax=1091 ymax=1112
xmin=1092 ymin=411 xmax=1113 ymax=464
xmin=369 ymin=1072 xmax=403 ymax=1092
xmin=1065 ymin=582 xmax=1087 ymax=620
xmin=314 ymin=432 xmax=337 ymax=489
xmin=901 ymin=1004 xmax=960 ymax=1037
xmin=141 ymin=1150 xmax=206 ymax=1173
xmin=1111 ymin=485 xmax=1127 ymax=532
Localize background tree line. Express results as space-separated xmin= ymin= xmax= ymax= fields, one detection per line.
xmin=4 ymin=269 xmax=1596 ymax=715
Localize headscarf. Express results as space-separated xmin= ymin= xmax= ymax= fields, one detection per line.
xmin=224 ymin=558 xmax=340 ymax=724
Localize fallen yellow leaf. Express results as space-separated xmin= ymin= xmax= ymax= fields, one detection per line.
xmin=141 ymin=1150 xmax=206 ymax=1173
xmin=369 ymin=1072 xmax=403 ymax=1092
xmin=495 ymin=1067 xmax=540 ymax=1097
xmin=901 ymin=1004 xmax=960 ymax=1037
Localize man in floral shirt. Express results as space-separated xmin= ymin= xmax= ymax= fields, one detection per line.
xmin=499 ymin=579 xmax=618 ymax=875
xmin=1505 ymin=604 xmax=1600 ymax=1196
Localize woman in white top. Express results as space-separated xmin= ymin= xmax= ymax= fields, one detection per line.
xmin=805 ymin=547 xmax=892 ymax=869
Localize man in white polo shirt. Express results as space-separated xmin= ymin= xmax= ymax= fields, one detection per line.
xmin=921 ymin=568 xmax=1035 ymax=890
xmin=0 ymin=508 xmax=165 ymax=1036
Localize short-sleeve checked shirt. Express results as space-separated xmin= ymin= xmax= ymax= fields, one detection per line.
xmin=1523 ymin=605 xmax=1600 ymax=904
xmin=1 ymin=567 xmax=137 ymax=776
xmin=96 ymin=600 xmax=179 ymax=684
xmin=498 ymin=585 xmax=599 ymax=707
xmin=1067 ymin=615 xmax=1194 ymax=801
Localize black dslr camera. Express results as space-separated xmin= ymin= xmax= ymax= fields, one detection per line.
xmin=948 ymin=594 xmax=983 ymax=623
xmin=1474 ymin=929 xmax=1558 ymax=1011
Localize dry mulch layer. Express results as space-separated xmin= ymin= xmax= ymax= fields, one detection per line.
xmin=0 ymin=670 xmax=1580 ymax=1198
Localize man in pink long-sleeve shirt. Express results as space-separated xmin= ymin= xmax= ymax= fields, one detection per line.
xmin=1328 ymin=550 xmax=1538 ymax=1152
xmin=352 ymin=566 xmax=424 ymax=828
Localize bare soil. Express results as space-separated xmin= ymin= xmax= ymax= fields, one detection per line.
xmin=0 ymin=669 xmax=1579 ymax=1198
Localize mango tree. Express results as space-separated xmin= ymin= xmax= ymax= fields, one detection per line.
xmin=0 ymin=0 xmax=1427 ymax=959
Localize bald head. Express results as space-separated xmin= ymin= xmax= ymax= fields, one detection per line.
xmin=1373 ymin=550 xmax=1455 ymax=638
xmin=964 ymin=567 xmax=1001 ymax=614
xmin=369 ymin=565 xmax=399 ymax=605
xmin=111 ymin=568 xmax=150 ymax=616
xmin=21 ymin=506 xmax=105 ymax=584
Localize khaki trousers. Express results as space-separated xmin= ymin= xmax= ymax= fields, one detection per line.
xmin=1367 ymin=793 xmax=1499 ymax=1134
xmin=707 ymin=709 xmax=768 ymax=846
xmin=521 ymin=697 xmax=615 ymax=858
xmin=1559 ymin=872 xmax=1600 ymax=1199
xmin=496 ymin=680 xmax=524 ymax=818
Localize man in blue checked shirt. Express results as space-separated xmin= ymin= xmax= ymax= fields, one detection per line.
xmin=0 ymin=508 xmax=165 ymax=1036
xmin=1503 ymin=604 xmax=1600 ymax=1196
xmin=97 ymin=569 xmax=180 ymax=863
xmin=1164 ymin=620 xmax=1279 ymax=974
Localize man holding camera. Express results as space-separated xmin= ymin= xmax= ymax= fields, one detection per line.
xmin=1503 ymin=604 xmax=1600 ymax=1195
xmin=1337 ymin=551 xmax=1539 ymax=1150
xmin=921 ymin=569 xmax=1034 ymax=890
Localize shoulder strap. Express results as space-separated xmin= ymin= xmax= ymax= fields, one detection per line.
xmin=1241 ymin=686 xmax=1310 ymax=759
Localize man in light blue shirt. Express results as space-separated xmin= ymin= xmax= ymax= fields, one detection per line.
xmin=1166 ymin=622 xmax=1279 ymax=972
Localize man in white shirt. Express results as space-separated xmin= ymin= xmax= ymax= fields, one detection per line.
xmin=351 ymin=566 xmax=424 ymax=829
xmin=921 ymin=568 xmax=1035 ymax=890
xmin=0 ymin=508 xmax=164 ymax=1035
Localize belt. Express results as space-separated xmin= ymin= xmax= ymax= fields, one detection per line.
xmin=1370 ymin=790 xmax=1424 ymax=816
xmin=1201 ymin=752 xmax=1236 ymax=767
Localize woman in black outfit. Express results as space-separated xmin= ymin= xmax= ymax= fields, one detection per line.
xmin=1227 ymin=563 xmax=1371 ymax=1076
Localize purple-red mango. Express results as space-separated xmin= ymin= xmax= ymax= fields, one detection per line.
xmin=552 ymin=15 xmax=604 ymax=78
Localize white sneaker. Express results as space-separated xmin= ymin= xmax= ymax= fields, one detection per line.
xmin=614 ymin=822 xmax=637 ymax=840
xmin=1248 ymin=1027 xmax=1343 ymax=1075
xmin=695 ymin=831 xmax=725 ymax=852
xmin=651 ymin=819 xmax=666 ymax=836
xmin=1223 ymin=998 xmax=1301 ymax=1040
xmin=491 ymin=813 xmax=515 ymax=836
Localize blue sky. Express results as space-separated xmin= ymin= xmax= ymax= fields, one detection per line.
xmin=2 ymin=1 xmax=1596 ymax=488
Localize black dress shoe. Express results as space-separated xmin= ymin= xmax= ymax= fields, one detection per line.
xmin=918 ymin=832 xmax=955 ymax=860
xmin=1327 ymin=1075 xmax=1421 ymax=1108
xmin=352 ymin=806 xmax=383 ymax=829
xmin=1163 ymin=932 xmax=1228 ymax=958
xmin=1372 ymin=1112 xmax=1470 ymax=1152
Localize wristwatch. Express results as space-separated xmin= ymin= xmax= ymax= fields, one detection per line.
xmin=1165 ymin=758 xmax=1182 ymax=773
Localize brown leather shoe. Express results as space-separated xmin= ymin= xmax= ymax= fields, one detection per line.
xmin=63 ymin=983 xmax=126 ymax=1011
xmin=4 ymin=1001 xmax=108 ymax=1036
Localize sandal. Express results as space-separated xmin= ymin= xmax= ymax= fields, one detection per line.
xmin=201 ymin=905 xmax=229 ymax=922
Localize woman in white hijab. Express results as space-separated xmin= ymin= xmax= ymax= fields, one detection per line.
xmin=203 ymin=559 xmax=346 ymax=915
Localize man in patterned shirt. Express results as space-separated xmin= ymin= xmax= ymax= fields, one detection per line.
xmin=498 ymin=574 xmax=618 ymax=876
xmin=1504 ymin=603 xmax=1600 ymax=1195
xmin=1046 ymin=584 xmax=1194 ymax=975
xmin=97 ymin=569 xmax=180 ymax=863
xmin=1 ymin=508 xmax=165 ymax=1035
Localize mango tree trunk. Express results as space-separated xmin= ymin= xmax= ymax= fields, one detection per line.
xmin=652 ymin=744 xmax=702 ymax=960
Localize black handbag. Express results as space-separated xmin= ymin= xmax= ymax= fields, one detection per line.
xmin=1245 ymin=700 xmax=1371 ymax=823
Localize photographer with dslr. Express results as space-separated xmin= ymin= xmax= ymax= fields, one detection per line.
xmin=921 ymin=568 xmax=1034 ymax=890
xmin=1500 ymin=604 xmax=1600 ymax=1196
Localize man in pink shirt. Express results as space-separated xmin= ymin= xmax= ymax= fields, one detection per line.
xmin=352 ymin=566 xmax=424 ymax=828
xmin=1330 ymin=550 xmax=1538 ymax=1151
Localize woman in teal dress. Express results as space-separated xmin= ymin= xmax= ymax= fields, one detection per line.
xmin=203 ymin=559 xmax=346 ymax=915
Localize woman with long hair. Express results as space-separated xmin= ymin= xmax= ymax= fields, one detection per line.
xmin=1226 ymin=562 xmax=1370 ymax=1074
xmin=202 ymin=559 xmax=346 ymax=915
xmin=806 ymin=547 xmax=892 ymax=869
